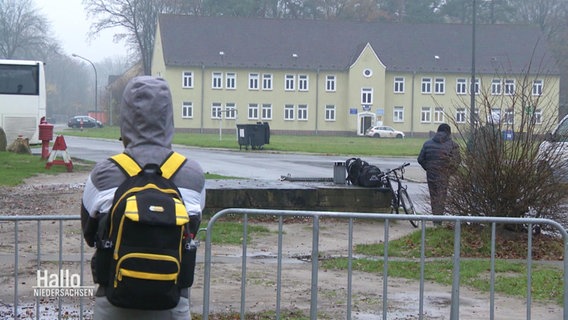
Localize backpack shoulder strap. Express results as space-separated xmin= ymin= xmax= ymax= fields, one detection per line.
xmin=160 ymin=151 xmax=187 ymax=179
xmin=110 ymin=153 xmax=141 ymax=177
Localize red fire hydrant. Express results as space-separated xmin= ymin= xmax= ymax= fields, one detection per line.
xmin=38 ymin=117 xmax=54 ymax=159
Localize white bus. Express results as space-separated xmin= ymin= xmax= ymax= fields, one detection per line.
xmin=0 ymin=59 xmax=46 ymax=144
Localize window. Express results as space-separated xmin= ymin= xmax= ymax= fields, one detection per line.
xmin=212 ymin=72 xmax=222 ymax=89
xmin=182 ymin=101 xmax=193 ymax=118
xmin=394 ymin=77 xmax=405 ymax=93
xmin=471 ymin=78 xmax=480 ymax=95
xmin=248 ymin=73 xmax=259 ymax=90
xmin=182 ymin=71 xmax=193 ymax=88
xmin=326 ymin=75 xmax=336 ymax=92
xmin=361 ymin=88 xmax=373 ymax=105
xmin=421 ymin=77 xmax=432 ymax=94
xmin=489 ymin=108 xmax=501 ymax=123
xmin=284 ymin=104 xmax=295 ymax=120
xmin=505 ymin=108 xmax=514 ymax=124
xmin=434 ymin=107 xmax=445 ymax=123
xmin=532 ymin=80 xmax=543 ymax=96
xmin=456 ymin=78 xmax=467 ymax=95
xmin=434 ymin=78 xmax=445 ymax=94
xmin=456 ymin=108 xmax=466 ymax=123
xmin=393 ymin=106 xmax=404 ymax=122
xmin=285 ymin=74 xmax=295 ymax=91
xmin=491 ymin=79 xmax=502 ymax=95
xmin=504 ymin=79 xmax=515 ymax=95
xmin=226 ymin=72 xmax=236 ymax=89
xmin=421 ymin=107 xmax=432 ymax=123
xmin=325 ymin=105 xmax=336 ymax=121
xmin=225 ymin=103 xmax=237 ymax=119
xmin=261 ymin=103 xmax=272 ymax=120
xmin=297 ymin=104 xmax=308 ymax=120
xmin=532 ymin=109 xmax=542 ymax=124
xmin=262 ymin=74 xmax=273 ymax=90
xmin=211 ymin=102 xmax=222 ymax=119
xmin=298 ymin=75 xmax=309 ymax=91
xmin=248 ymin=103 xmax=259 ymax=119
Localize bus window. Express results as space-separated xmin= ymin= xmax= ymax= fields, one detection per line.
xmin=0 ymin=60 xmax=46 ymax=144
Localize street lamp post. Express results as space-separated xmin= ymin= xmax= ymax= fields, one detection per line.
xmin=72 ymin=54 xmax=98 ymax=120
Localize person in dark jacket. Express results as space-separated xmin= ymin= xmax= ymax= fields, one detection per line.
xmin=81 ymin=76 xmax=206 ymax=319
xmin=418 ymin=123 xmax=461 ymax=222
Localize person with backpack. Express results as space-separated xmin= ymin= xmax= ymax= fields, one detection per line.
xmin=81 ymin=76 xmax=206 ymax=319
xmin=417 ymin=123 xmax=461 ymax=224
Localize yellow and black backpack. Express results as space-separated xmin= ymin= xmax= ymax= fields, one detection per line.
xmin=94 ymin=151 xmax=196 ymax=310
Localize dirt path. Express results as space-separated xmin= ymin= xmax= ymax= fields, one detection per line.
xmin=0 ymin=172 xmax=563 ymax=319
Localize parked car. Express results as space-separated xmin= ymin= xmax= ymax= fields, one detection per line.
xmin=67 ymin=116 xmax=103 ymax=128
xmin=538 ymin=114 xmax=568 ymax=183
xmin=365 ymin=125 xmax=405 ymax=138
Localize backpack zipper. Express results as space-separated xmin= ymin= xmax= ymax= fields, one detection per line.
xmin=114 ymin=252 xmax=180 ymax=288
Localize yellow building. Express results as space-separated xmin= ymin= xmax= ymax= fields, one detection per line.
xmin=151 ymin=14 xmax=560 ymax=136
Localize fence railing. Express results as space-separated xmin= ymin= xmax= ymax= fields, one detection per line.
xmin=0 ymin=215 xmax=91 ymax=320
xmin=2 ymin=212 xmax=567 ymax=320
xmin=202 ymin=209 xmax=568 ymax=320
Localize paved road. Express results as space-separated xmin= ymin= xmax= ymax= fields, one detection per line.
xmin=61 ymin=135 xmax=431 ymax=213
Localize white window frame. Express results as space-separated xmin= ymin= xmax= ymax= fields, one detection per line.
xmin=421 ymin=77 xmax=432 ymax=94
xmin=490 ymin=108 xmax=501 ymax=123
xmin=394 ymin=77 xmax=405 ymax=93
xmin=325 ymin=105 xmax=336 ymax=121
xmin=504 ymin=79 xmax=515 ymax=95
xmin=421 ymin=106 xmax=432 ymax=123
xmin=297 ymin=104 xmax=308 ymax=120
xmin=182 ymin=71 xmax=193 ymax=88
xmin=248 ymin=103 xmax=259 ymax=120
xmin=212 ymin=72 xmax=223 ymax=89
xmin=434 ymin=107 xmax=445 ymax=123
xmin=182 ymin=101 xmax=193 ymax=118
xmin=456 ymin=78 xmax=467 ymax=95
xmin=393 ymin=106 xmax=404 ymax=122
xmin=248 ymin=73 xmax=259 ymax=90
xmin=262 ymin=73 xmax=273 ymax=90
xmin=225 ymin=103 xmax=237 ymax=119
xmin=285 ymin=74 xmax=295 ymax=91
xmin=284 ymin=104 xmax=295 ymax=120
xmin=532 ymin=80 xmax=543 ymax=96
xmin=226 ymin=72 xmax=236 ymax=90
xmin=456 ymin=108 xmax=466 ymax=123
xmin=491 ymin=79 xmax=502 ymax=95
xmin=434 ymin=78 xmax=445 ymax=94
xmin=261 ymin=103 xmax=272 ymax=120
xmin=505 ymin=108 xmax=514 ymax=125
xmin=298 ymin=74 xmax=309 ymax=91
xmin=532 ymin=109 xmax=542 ymax=124
xmin=361 ymin=88 xmax=373 ymax=105
xmin=326 ymin=75 xmax=336 ymax=92
xmin=211 ymin=102 xmax=222 ymax=119
xmin=471 ymin=78 xmax=480 ymax=95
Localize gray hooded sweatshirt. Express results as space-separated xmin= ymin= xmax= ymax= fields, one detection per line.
xmin=81 ymin=76 xmax=206 ymax=246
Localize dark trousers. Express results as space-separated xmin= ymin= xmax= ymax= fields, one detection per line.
xmin=427 ymin=179 xmax=449 ymax=216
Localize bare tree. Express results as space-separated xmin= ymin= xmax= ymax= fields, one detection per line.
xmin=83 ymin=0 xmax=184 ymax=75
xmin=445 ymin=65 xmax=568 ymax=230
xmin=0 ymin=0 xmax=52 ymax=59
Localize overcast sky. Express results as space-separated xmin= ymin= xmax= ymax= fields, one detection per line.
xmin=36 ymin=0 xmax=128 ymax=62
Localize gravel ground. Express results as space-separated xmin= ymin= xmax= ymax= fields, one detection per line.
xmin=0 ymin=171 xmax=564 ymax=319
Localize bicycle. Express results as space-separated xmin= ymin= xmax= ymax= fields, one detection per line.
xmin=379 ymin=163 xmax=419 ymax=228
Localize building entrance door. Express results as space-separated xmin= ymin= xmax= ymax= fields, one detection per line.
xmin=357 ymin=112 xmax=375 ymax=136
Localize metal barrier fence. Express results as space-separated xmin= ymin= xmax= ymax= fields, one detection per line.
xmin=202 ymin=208 xmax=568 ymax=320
xmin=0 ymin=215 xmax=91 ymax=320
xmin=1 ymin=212 xmax=567 ymax=319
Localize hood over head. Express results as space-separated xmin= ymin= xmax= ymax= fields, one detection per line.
xmin=120 ymin=76 xmax=174 ymax=152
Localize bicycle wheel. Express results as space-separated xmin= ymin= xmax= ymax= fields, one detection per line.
xmin=399 ymin=188 xmax=419 ymax=228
